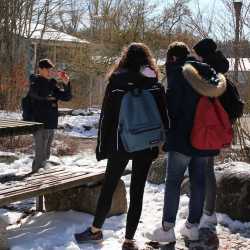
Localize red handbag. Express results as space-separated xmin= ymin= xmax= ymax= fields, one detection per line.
xmin=191 ymin=96 xmax=233 ymax=150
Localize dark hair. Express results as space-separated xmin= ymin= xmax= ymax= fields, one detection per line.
xmin=38 ymin=59 xmax=55 ymax=69
xmin=193 ymin=38 xmax=217 ymax=59
xmin=166 ymin=42 xmax=190 ymax=64
xmin=107 ymin=42 xmax=159 ymax=79
xmin=203 ymin=50 xmax=229 ymax=74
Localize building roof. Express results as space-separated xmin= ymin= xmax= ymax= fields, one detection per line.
xmin=157 ymin=57 xmax=250 ymax=72
xmin=26 ymin=23 xmax=89 ymax=44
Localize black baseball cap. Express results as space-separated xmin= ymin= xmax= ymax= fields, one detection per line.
xmin=38 ymin=59 xmax=55 ymax=69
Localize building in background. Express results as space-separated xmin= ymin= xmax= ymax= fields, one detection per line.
xmin=227 ymin=58 xmax=250 ymax=85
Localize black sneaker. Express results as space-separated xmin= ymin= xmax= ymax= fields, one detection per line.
xmin=74 ymin=227 xmax=103 ymax=244
xmin=122 ymin=240 xmax=139 ymax=250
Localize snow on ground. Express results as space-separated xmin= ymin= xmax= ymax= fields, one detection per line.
xmin=0 ymin=152 xmax=250 ymax=249
xmin=58 ymin=114 xmax=99 ymax=138
xmin=1 ymin=110 xmax=250 ymax=249
xmin=0 ymin=111 xmax=21 ymax=120
xmin=0 ymin=110 xmax=100 ymax=138
xmin=0 ymin=151 xmax=107 ymax=178
xmin=0 ymin=152 xmax=32 ymax=177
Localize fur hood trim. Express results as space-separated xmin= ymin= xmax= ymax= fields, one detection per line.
xmin=182 ymin=63 xmax=227 ymax=97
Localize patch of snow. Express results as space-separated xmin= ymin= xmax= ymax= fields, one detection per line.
xmin=7 ymin=172 xmax=250 ymax=250
xmin=218 ymin=213 xmax=250 ymax=232
xmin=0 ymin=111 xmax=21 ymax=120
xmin=0 ymin=209 xmax=23 ymax=225
xmin=0 ymin=110 xmax=100 ymax=139
xmin=0 ymin=112 xmax=249 ymax=249
xmin=58 ymin=113 xmax=100 ymax=138
xmin=27 ymin=23 xmax=90 ymax=44
xmin=0 ymin=152 xmax=32 ymax=177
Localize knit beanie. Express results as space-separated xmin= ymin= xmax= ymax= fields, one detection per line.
xmin=193 ymin=38 xmax=229 ymax=74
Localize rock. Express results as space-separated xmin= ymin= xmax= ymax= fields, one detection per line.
xmin=216 ymin=163 xmax=250 ymax=221
xmin=0 ymin=217 xmax=9 ymax=250
xmin=58 ymin=123 xmax=73 ymax=130
xmin=82 ymin=125 xmax=92 ymax=131
xmin=44 ymin=179 xmax=127 ymax=217
xmin=180 ymin=171 xmax=222 ymax=197
xmin=0 ymin=155 xmax=18 ymax=164
xmin=181 ymin=163 xmax=250 ymax=222
xmin=147 ymin=156 xmax=167 ymax=185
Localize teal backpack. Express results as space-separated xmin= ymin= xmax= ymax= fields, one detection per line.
xmin=119 ymin=88 xmax=165 ymax=152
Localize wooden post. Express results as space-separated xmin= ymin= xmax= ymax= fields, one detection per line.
xmin=33 ymin=42 xmax=38 ymax=73
xmin=36 ymin=196 xmax=44 ymax=211
xmin=53 ymin=44 xmax=57 ymax=64
xmin=233 ymin=1 xmax=243 ymax=145
xmin=89 ymin=76 xmax=93 ymax=109
xmin=233 ymin=1 xmax=242 ymax=84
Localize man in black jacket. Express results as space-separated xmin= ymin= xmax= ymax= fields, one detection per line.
xmin=29 ymin=59 xmax=72 ymax=173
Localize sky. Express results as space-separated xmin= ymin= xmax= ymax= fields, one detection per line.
xmin=155 ymin=0 xmax=236 ymax=40
xmin=189 ymin=0 xmax=216 ymax=9
xmin=154 ymin=0 xmax=225 ymax=17
xmin=188 ymin=0 xmax=224 ymax=13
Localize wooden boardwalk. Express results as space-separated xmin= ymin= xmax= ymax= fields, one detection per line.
xmin=0 ymin=168 xmax=106 ymax=207
xmin=0 ymin=119 xmax=43 ymax=137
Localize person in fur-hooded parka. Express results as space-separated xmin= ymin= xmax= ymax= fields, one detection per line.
xmin=148 ymin=42 xmax=227 ymax=243
xmin=164 ymin=53 xmax=227 ymax=157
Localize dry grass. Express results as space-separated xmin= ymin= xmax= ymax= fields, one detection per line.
xmin=0 ymin=135 xmax=33 ymax=154
xmin=53 ymin=136 xmax=79 ymax=156
xmin=0 ymin=133 xmax=97 ymax=157
xmin=216 ymin=145 xmax=250 ymax=164
xmin=52 ymin=134 xmax=96 ymax=156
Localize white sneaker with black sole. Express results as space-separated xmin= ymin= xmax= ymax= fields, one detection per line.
xmin=199 ymin=213 xmax=217 ymax=230
xmin=180 ymin=223 xmax=199 ymax=241
xmin=145 ymin=224 xmax=176 ymax=244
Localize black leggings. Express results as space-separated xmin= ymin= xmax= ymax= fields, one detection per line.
xmin=93 ymin=152 xmax=153 ymax=240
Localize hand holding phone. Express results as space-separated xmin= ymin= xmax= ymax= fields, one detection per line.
xmin=57 ymin=71 xmax=70 ymax=84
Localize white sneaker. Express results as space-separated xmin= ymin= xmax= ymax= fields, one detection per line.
xmin=145 ymin=225 xmax=176 ymax=243
xmin=180 ymin=223 xmax=199 ymax=241
xmin=199 ymin=213 xmax=217 ymax=229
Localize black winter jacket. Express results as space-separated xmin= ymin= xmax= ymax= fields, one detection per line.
xmin=29 ymin=74 xmax=72 ymax=129
xmin=164 ymin=59 xmax=227 ymax=157
xmin=96 ymin=69 xmax=169 ymax=161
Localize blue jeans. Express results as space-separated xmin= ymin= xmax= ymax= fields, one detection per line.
xmin=163 ymin=151 xmax=207 ymax=226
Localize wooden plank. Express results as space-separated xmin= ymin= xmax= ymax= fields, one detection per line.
xmin=0 ymin=169 xmax=131 ymax=193
xmin=0 ymin=171 xmax=89 ymax=195
xmin=0 ymin=121 xmax=40 ymax=126
xmin=0 ymin=170 xmax=106 ymax=206
xmin=0 ymin=125 xmax=40 ymax=131
xmin=0 ymin=119 xmax=43 ymax=137
xmin=0 ymin=173 xmax=88 ymax=195
xmin=0 ymin=173 xmax=75 ymax=193
xmin=0 ymin=168 xmax=77 ymax=185
xmin=0 ymin=119 xmax=43 ymax=125
xmin=0 ymin=169 xmax=66 ymax=186
xmin=0 ymin=125 xmax=42 ymax=130
xmin=0 ymin=124 xmax=42 ymax=129
xmin=0 ymin=120 xmax=37 ymax=125
xmin=0 ymin=171 xmax=104 ymax=199
xmin=0 ymin=125 xmax=37 ymax=130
